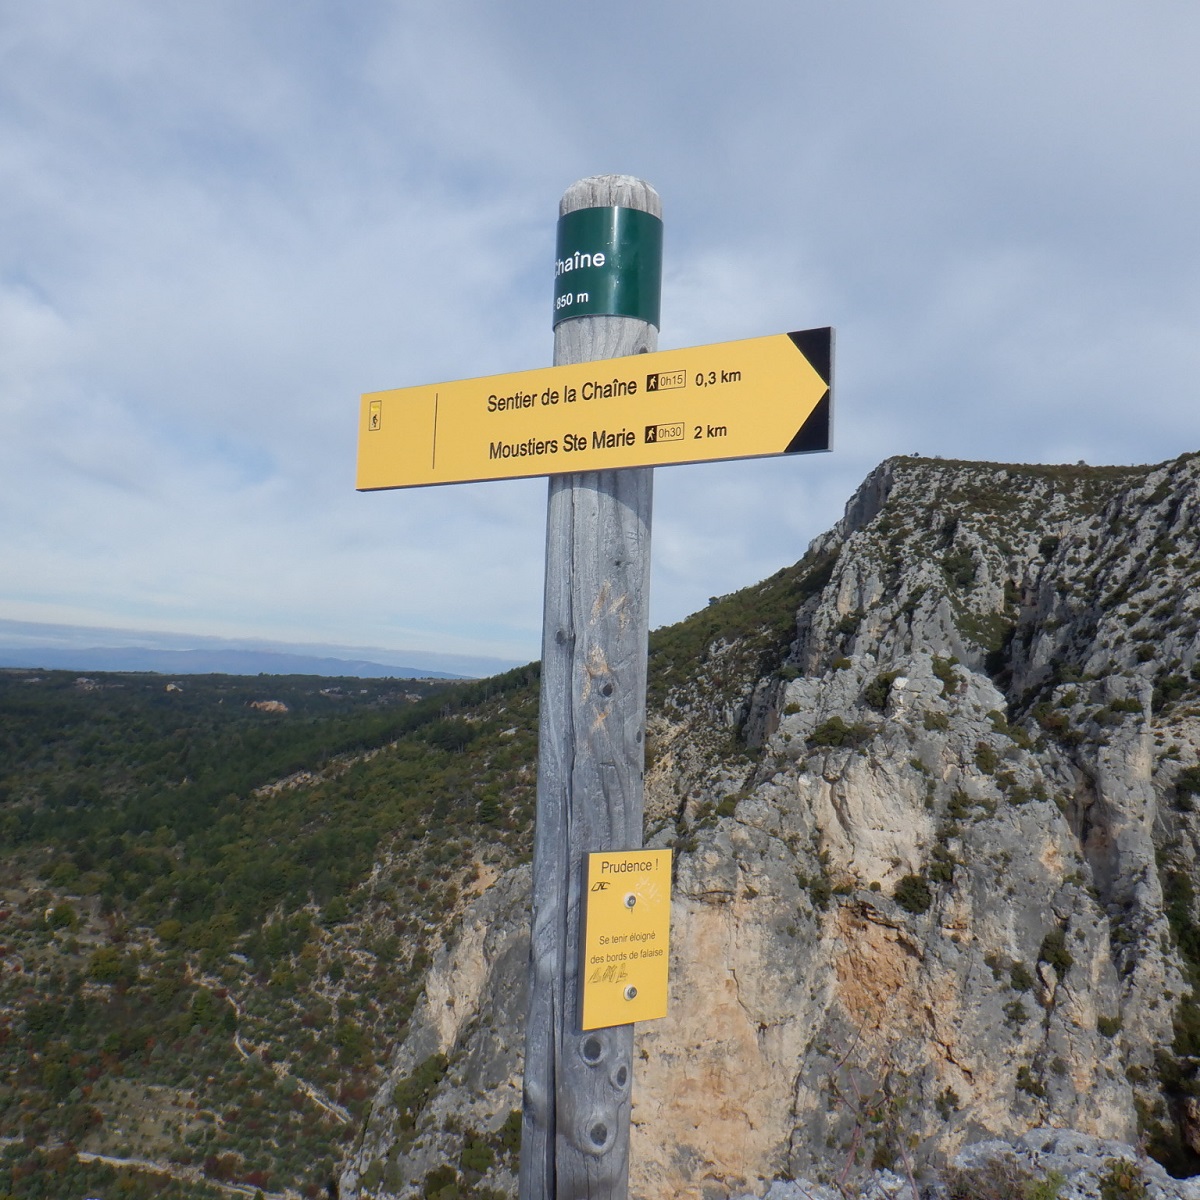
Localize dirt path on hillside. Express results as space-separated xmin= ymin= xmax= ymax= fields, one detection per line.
xmin=76 ymin=1149 xmax=304 ymax=1199
xmin=210 ymin=977 xmax=353 ymax=1125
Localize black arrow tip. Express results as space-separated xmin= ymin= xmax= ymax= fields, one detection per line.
xmin=785 ymin=391 xmax=831 ymax=454
xmin=788 ymin=327 xmax=832 ymax=387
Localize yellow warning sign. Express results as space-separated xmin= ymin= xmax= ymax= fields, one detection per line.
xmin=580 ymin=849 xmax=671 ymax=1031
xmin=356 ymin=329 xmax=831 ymax=490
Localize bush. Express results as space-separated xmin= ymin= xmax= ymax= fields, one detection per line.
xmin=498 ymin=1109 xmax=522 ymax=1156
xmin=808 ymin=716 xmax=871 ymax=748
xmin=1099 ymin=1157 xmax=1147 ymax=1200
xmin=423 ymin=1165 xmax=459 ymax=1199
xmin=1010 ymin=962 xmax=1035 ymax=992
xmin=947 ymin=790 xmax=973 ymax=820
xmin=943 ymin=548 xmax=976 ymax=588
xmin=1039 ymin=928 xmax=1074 ymax=978
xmin=715 ymin=794 xmax=739 ymax=818
xmin=460 ymin=1138 xmax=495 ymax=1174
xmin=1034 ymin=703 xmax=1084 ymax=746
xmin=863 ymin=672 xmax=898 ymax=711
xmin=933 ymin=656 xmax=960 ymax=696
xmin=47 ymin=902 xmax=77 ymax=930
xmin=929 ymin=849 xmax=955 ymax=883
xmin=156 ymin=917 xmax=184 ymax=944
xmin=425 ymin=717 xmax=477 ymax=752
xmin=393 ymin=1054 xmax=449 ymax=1131
xmin=893 ymin=875 xmax=932 ymax=914
xmin=974 ymin=742 xmax=1000 ymax=773
xmin=808 ymin=876 xmax=833 ymax=911
xmin=835 ymin=612 xmax=861 ymax=636
xmin=87 ymin=945 xmax=136 ymax=985
xmin=1176 ymin=767 xmax=1200 ymax=797
xmin=1155 ymin=676 xmax=1187 ymax=708
xmin=944 ymin=1155 xmax=1052 ymax=1200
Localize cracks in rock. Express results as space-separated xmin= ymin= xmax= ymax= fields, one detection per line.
xmin=727 ymin=965 xmax=775 ymax=1053
xmin=928 ymin=1028 xmax=975 ymax=1082
xmin=853 ymin=900 xmax=926 ymax=962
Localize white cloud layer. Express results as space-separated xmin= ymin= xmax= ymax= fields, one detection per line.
xmin=2 ymin=1 xmax=1198 ymax=667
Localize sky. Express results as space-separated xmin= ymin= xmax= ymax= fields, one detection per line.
xmin=2 ymin=1 xmax=1198 ymax=673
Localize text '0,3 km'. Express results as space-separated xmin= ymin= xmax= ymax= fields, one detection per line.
xmin=355 ymin=327 xmax=832 ymax=490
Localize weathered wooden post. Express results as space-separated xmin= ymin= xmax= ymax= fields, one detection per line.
xmin=519 ymin=175 xmax=662 ymax=1200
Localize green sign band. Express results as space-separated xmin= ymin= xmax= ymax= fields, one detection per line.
xmin=553 ymin=206 xmax=662 ymax=328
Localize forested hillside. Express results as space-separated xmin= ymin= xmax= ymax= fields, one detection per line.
xmin=0 ymin=666 xmax=545 ymax=1198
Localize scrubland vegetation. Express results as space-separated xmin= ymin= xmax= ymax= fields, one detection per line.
xmin=0 ymin=666 xmax=541 ymax=1198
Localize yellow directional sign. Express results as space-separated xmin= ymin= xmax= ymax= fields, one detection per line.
xmin=580 ymin=849 xmax=672 ymax=1030
xmin=356 ymin=328 xmax=832 ymax=490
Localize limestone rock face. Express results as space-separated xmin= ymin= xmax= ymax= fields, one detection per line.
xmin=342 ymin=454 xmax=1200 ymax=1198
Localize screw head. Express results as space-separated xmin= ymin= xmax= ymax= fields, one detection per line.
xmin=624 ymin=985 xmax=638 ymax=1001
xmin=624 ymin=893 xmax=637 ymax=908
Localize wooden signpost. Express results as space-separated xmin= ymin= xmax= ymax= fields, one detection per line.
xmin=519 ymin=176 xmax=660 ymax=1200
xmin=356 ymin=174 xmax=833 ymax=1200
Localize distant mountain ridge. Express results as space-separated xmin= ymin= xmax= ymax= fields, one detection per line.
xmin=0 ymin=617 xmax=521 ymax=678
xmin=0 ymin=645 xmax=463 ymax=679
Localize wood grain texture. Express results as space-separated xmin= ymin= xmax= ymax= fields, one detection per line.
xmin=519 ymin=176 xmax=660 ymax=1200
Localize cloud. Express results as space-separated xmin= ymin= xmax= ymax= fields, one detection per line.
xmin=1 ymin=0 xmax=1198 ymax=668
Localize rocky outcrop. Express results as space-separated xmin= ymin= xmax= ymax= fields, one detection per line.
xmin=342 ymin=454 xmax=1200 ymax=1198
xmin=735 ymin=1129 xmax=1200 ymax=1200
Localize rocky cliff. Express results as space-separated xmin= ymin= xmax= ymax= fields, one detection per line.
xmin=341 ymin=453 xmax=1200 ymax=1199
